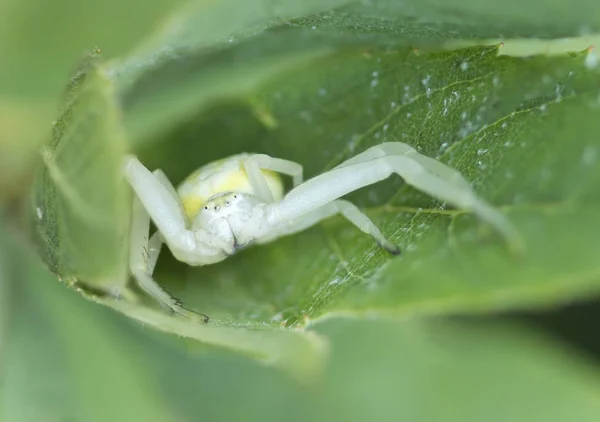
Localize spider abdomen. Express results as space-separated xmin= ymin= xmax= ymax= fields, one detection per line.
xmin=176 ymin=153 xmax=284 ymax=221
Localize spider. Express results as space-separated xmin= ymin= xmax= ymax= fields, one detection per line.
xmin=124 ymin=142 xmax=523 ymax=322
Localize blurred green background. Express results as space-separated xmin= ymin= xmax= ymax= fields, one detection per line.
xmin=2 ymin=1 xmax=600 ymax=421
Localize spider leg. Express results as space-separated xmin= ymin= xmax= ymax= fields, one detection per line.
xmin=146 ymin=231 xmax=163 ymax=276
xmin=124 ymin=157 xmax=218 ymax=321
xmin=125 ymin=157 xmax=229 ymax=257
xmin=333 ymin=142 xmax=416 ymax=169
xmin=128 ymin=194 xmax=208 ymax=322
xmin=153 ymin=168 xmax=189 ymax=225
xmin=124 ymin=156 xmax=190 ymax=245
xmin=334 ymin=142 xmax=472 ymax=189
xmin=269 ymin=143 xmax=524 ymax=253
xmin=144 ymin=168 xmax=192 ymax=273
xmin=144 ymin=168 xmax=180 ymax=274
xmin=261 ymin=199 xmax=399 ymax=254
xmin=243 ymin=154 xmax=303 ymax=202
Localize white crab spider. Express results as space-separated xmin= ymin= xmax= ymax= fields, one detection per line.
xmin=124 ymin=142 xmax=523 ymax=321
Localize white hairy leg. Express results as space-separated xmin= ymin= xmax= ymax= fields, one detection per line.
xmin=126 ymin=157 xmax=234 ymax=258
xmin=153 ymin=168 xmax=189 ymax=224
xmin=124 ymin=157 xmax=232 ymax=321
xmin=270 ymin=149 xmax=524 ymax=253
xmin=261 ymin=199 xmax=399 ymax=254
xmin=145 ymin=231 xmax=163 ymax=276
xmin=334 ymin=142 xmax=471 ymax=189
xmin=243 ymin=154 xmax=304 ymax=202
xmin=332 ymin=142 xmax=416 ymax=169
xmin=124 ymin=156 xmax=194 ymax=251
xmin=128 ymin=194 xmax=206 ymax=319
xmin=142 ymin=168 xmax=179 ymax=275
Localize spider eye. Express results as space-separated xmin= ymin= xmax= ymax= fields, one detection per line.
xmin=214 ymin=206 xmax=219 ymax=211
xmin=233 ymin=195 xmax=237 ymax=198
xmin=204 ymin=206 xmax=208 ymax=210
xmin=225 ymin=201 xmax=231 ymax=206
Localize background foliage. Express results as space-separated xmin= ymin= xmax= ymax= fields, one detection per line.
xmin=2 ymin=0 xmax=600 ymax=420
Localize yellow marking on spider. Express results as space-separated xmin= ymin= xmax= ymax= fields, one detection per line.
xmin=178 ymin=158 xmax=284 ymax=221
xmin=181 ymin=196 xmax=207 ymax=221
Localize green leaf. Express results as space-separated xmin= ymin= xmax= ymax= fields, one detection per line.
xmin=140 ymin=319 xmax=600 ymax=422
xmin=9 ymin=1 xmax=600 ymax=420
xmin=0 ymin=0 xmax=188 ymax=100
xmin=29 ymin=55 xmax=129 ymax=289
xmin=128 ymin=45 xmax=600 ymax=328
xmin=25 ymin=58 xmax=328 ymax=378
xmin=312 ymin=319 xmax=600 ymax=422
xmin=114 ymin=0 xmax=600 ymax=143
xmin=0 ymin=0 xmax=191 ymax=199
xmin=0 ymin=224 xmax=176 ymax=422
xmin=3 ymin=224 xmax=600 ymax=421
xmin=25 ymin=0 xmax=600 ymax=369
xmin=332 ymin=0 xmax=600 ymax=38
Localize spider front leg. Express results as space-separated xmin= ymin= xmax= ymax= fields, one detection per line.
xmin=269 ymin=143 xmax=524 ymax=254
xmin=143 ymin=168 xmax=183 ymax=274
xmin=124 ymin=156 xmax=216 ymax=321
xmin=334 ymin=142 xmax=472 ymax=190
xmin=243 ymin=154 xmax=303 ymax=202
xmin=260 ymin=199 xmax=400 ymax=254
xmin=129 ymin=194 xmax=202 ymax=319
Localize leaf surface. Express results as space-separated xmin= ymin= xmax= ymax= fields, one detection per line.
xmin=135 ymin=45 xmax=600 ymax=328
xmin=26 ymin=0 xmax=600 ymax=363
